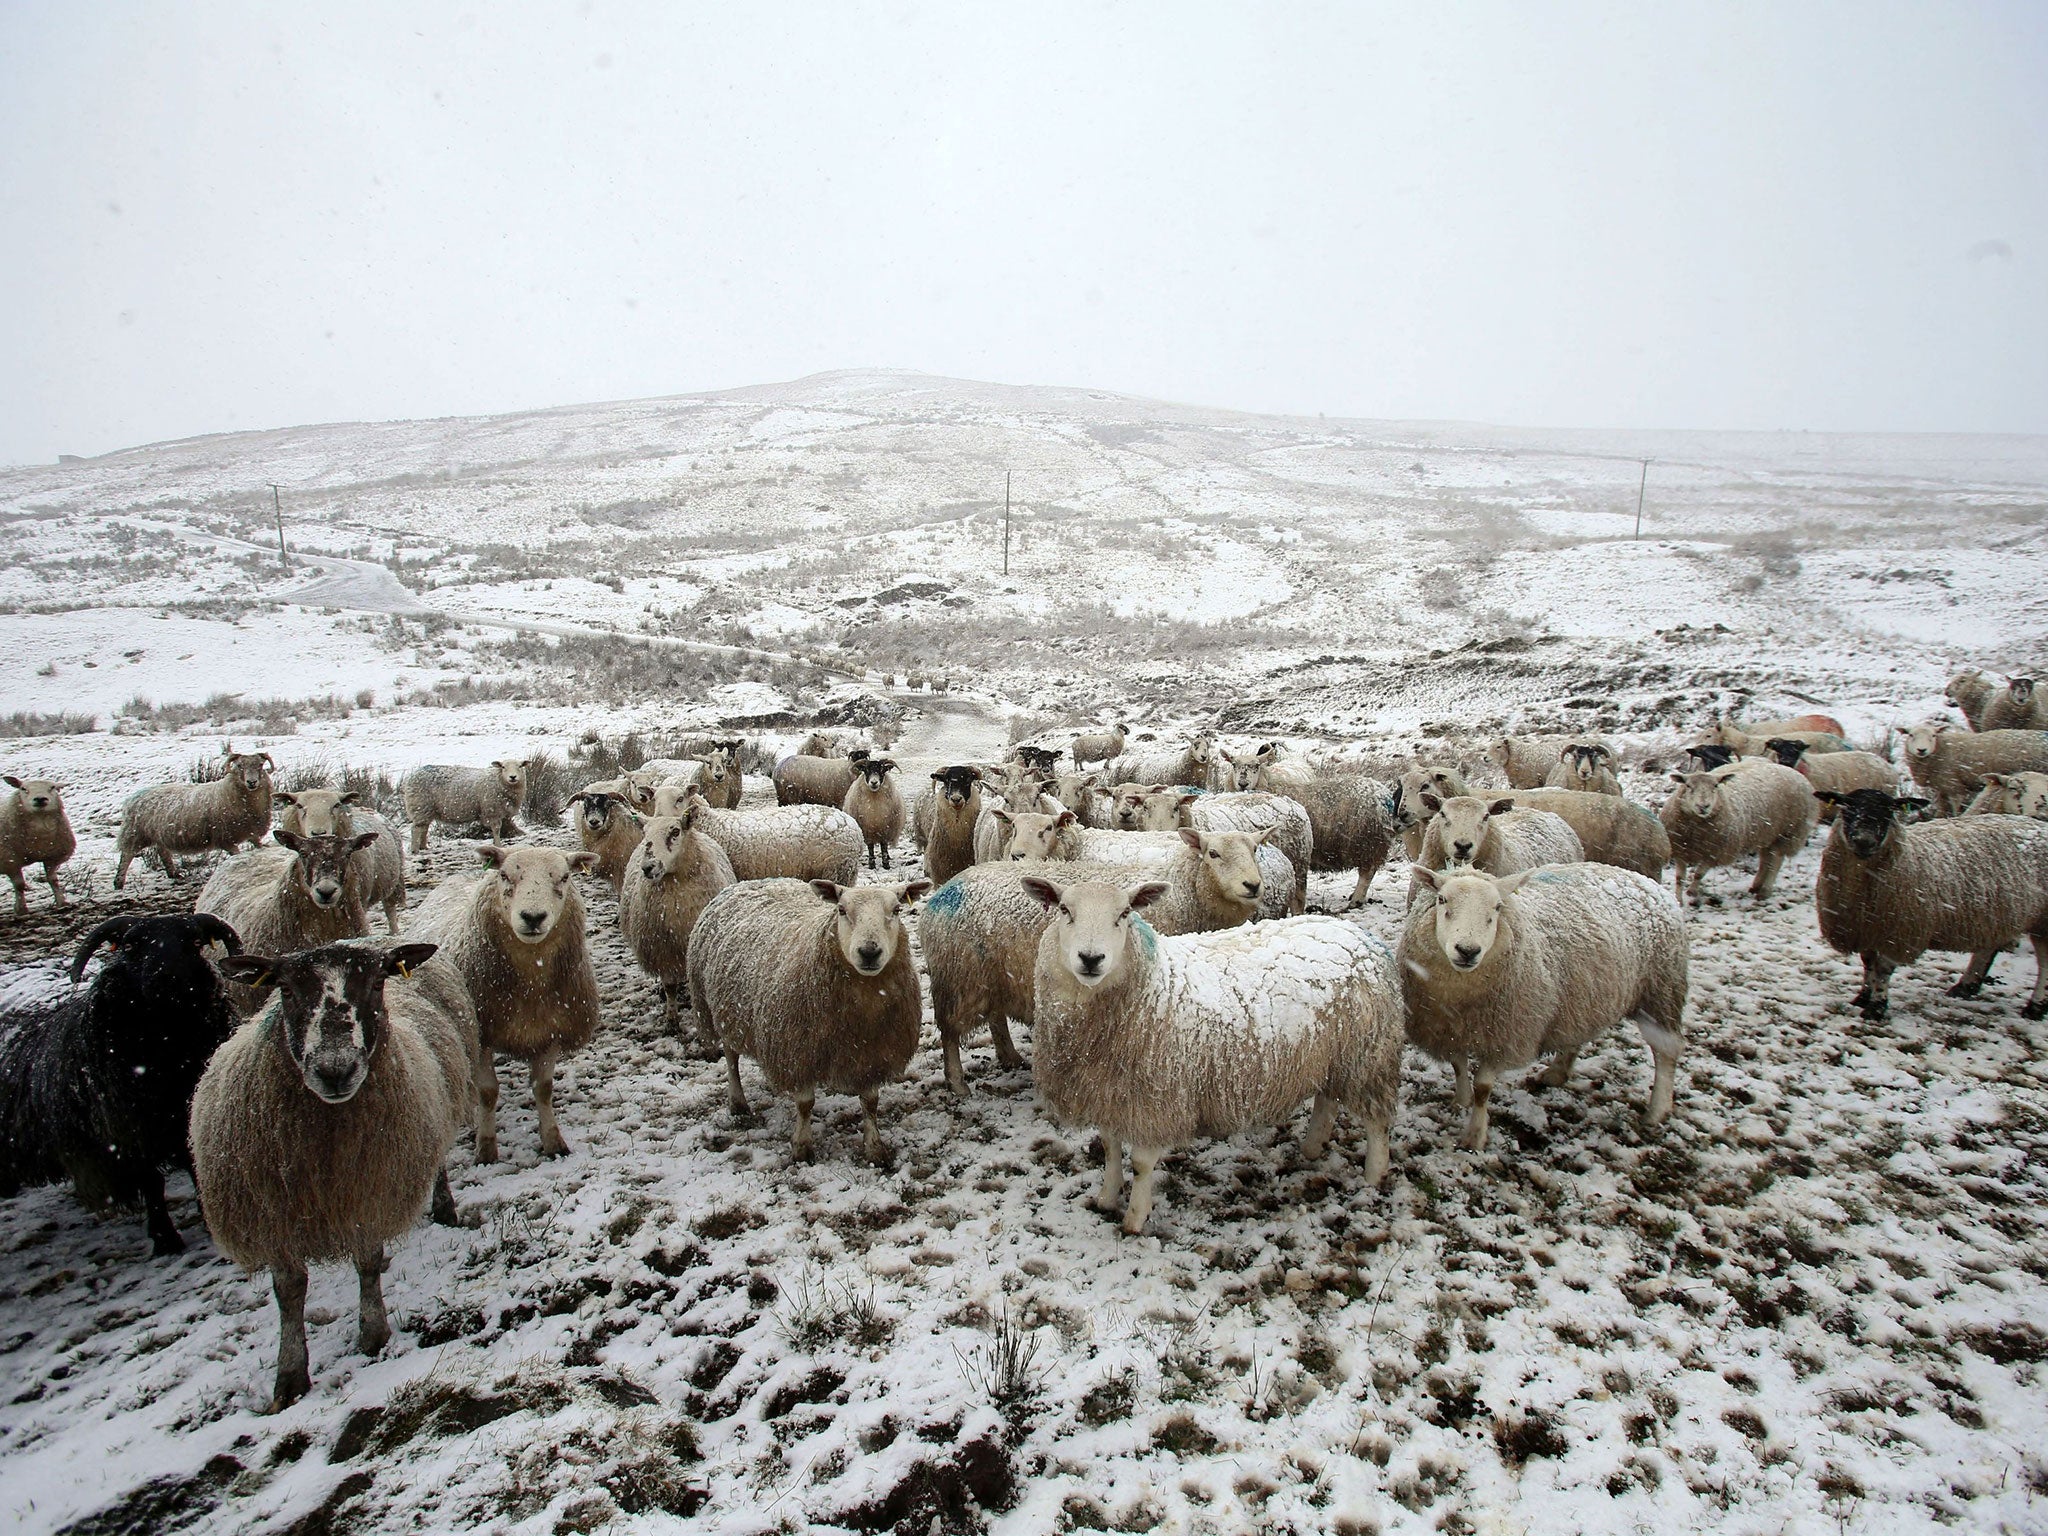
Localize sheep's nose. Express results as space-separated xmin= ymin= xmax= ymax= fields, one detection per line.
xmin=856 ymin=941 xmax=883 ymax=969
xmin=518 ymin=909 xmax=548 ymax=932
xmin=1242 ymin=881 xmax=1261 ymax=898
xmin=1453 ymin=943 xmax=1481 ymax=968
xmin=312 ymin=881 xmax=342 ymax=905
xmin=1077 ymin=951 xmax=1105 ymax=976
xmin=30 ymin=798 xmax=48 ymax=810
xmin=1452 ymin=840 xmax=1473 ymax=859
xmin=312 ymin=1062 xmax=356 ymax=1098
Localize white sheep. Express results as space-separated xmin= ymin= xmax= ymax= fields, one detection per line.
xmin=1659 ymin=763 xmax=1819 ymax=907
xmin=114 ymin=747 xmax=275 ymax=887
xmin=1707 ymin=720 xmax=1850 ymax=758
xmin=1499 ymin=788 xmax=1670 ymax=878
xmin=1543 ymin=743 xmax=1622 ymax=796
xmin=1488 ymin=735 xmax=1601 ymax=791
xmin=841 ymin=757 xmax=906 ymax=869
xmin=274 ymin=788 xmax=407 ymax=933
xmin=1815 ymin=787 xmax=2048 ymax=1020
xmin=1901 ymin=724 xmax=2048 ymax=818
xmin=1 ymin=776 xmax=75 ymax=916
xmin=1025 ymin=875 xmax=1404 ymax=1233
xmin=194 ymin=941 xmax=480 ymax=1410
xmin=1391 ymin=765 xmax=1468 ymax=861
xmin=1052 ymin=771 xmax=1113 ymax=828
xmin=1218 ymin=742 xmax=1316 ymax=796
xmin=409 ymin=846 xmax=602 ymax=1159
xmin=687 ymin=878 xmax=930 ymax=1162
xmin=1398 ymin=863 xmax=1690 ymax=1151
xmin=773 ymin=749 xmax=871 ymax=808
xmin=1110 ymin=731 xmax=1216 ymax=791
xmin=1758 ymin=739 xmax=1897 ymax=821
xmin=619 ymin=809 xmax=737 ymax=1044
xmin=1116 ymin=786 xmax=1314 ymax=915
xmin=196 ymin=830 xmax=378 ymax=1012
xmin=1945 ymin=668 xmax=1995 ymax=730
xmin=1228 ymin=758 xmax=1393 ymax=908
xmin=1409 ymin=794 xmax=1586 ymax=899
xmin=1964 ymin=771 xmax=2048 ymax=820
xmin=659 ymin=790 xmax=863 ymax=884
xmin=1983 ymin=676 xmax=2047 ymax=732
xmin=400 ymin=759 xmax=529 ymax=851
xmin=1071 ymin=723 xmax=1129 ymax=770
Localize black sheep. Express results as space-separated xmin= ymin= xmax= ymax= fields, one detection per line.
xmin=0 ymin=913 xmax=241 ymax=1255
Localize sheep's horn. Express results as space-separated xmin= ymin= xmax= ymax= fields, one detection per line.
xmin=71 ymin=918 xmax=139 ymax=982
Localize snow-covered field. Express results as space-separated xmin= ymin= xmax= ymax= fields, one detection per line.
xmin=0 ymin=373 xmax=2045 ymax=1534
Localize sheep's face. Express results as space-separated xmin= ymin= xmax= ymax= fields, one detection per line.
xmin=1684 ymin=745 xmax=1737 ymax=772
xmin=227 ymin=752 xmax=273 ymax=792
xmin=274 ymin=829 xmax=376 ymax=909
xmin=1902 ymin=725 xmax=1946 ymax=762
xmin=1425 ymin=795 xmax=1513 ymax=867
xmin=634 ymin=815 xmax=695 ymax=882
xmin=1559 ymin=745 xmax=1610 ymax=787
xmin=1181 ymin=827 xmax=1266 ymax=906
xmin=72 ymin=912 xmax=241 ymax=994
xmin=1946 ymin=669 xmax=1986 ymax=705
xmin=932 ymin=767 xmax=981 ymax=809
xmin=1188 ymin=734 xmax=1216 ymax=771
xmin=701 ymin=750 xmax=732 ymax=786
xmin=1417 ymin=868 xmax=1529 ymax=971
xmin=277 ymin=788 xmax=356 ymax=836
xmin=1827 ymin=790 xmax=1922 ymax=859
xmin=572 ymin=791 xmax=625 ymax=836
xmin=1762 ymin=739 xmax=1808 ymax=769
xmin=1053 ymin=774 xmax=1099 ymax=813
xmin=2012 ymin=678 xmax=2038 ymax=706
xmin=493 ymin=760 xmax=531 ymax=803
xmin=1112 ymin=785 xmax=1159 ymax=829
xmin=627 ymin=773 xmax=666 ymax=813
xmin=856 ymin=759 xmax=897 ymax=794
xmin=998 ymin=809 xmax=1074 ymax=862
xmin=1394 ymin=769 xmax=1462 ymax=831
xmin=1670 ymin=773 xmax=1729 ymax=822
xmin=1221 ymin=751 xmax=1262 ymax=792
xmin=1133 ymin=790 xmax=1201 ymax=832
xmin=1486 ymin=739 xmax=1513 ymax=773
xmin=3 ymin=776 xmax=64 ymax=816
xmin=481 ymin=846 xmax=594 ymax=943
xmin=812 ymin=880 xmax=929 ymax=976
xmin=224 ymin=942 xmax=438 ymax=1104
xmin=1021 ymin=876 xmax=1167 ymax=987
xmin=2006 ymin=772 xmax=2048 ymax=820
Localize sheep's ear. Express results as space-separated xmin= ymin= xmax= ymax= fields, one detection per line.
xmin=1899 ymin=797 xmax=1931 ymax=814
xmin=1488 ymin=798 xmax=1516 ymax=815
xmin=810 ymin=879 xmax=844 ymax=904
xmin=217 ymin=954 xmax=278 ymax=987
xmin=1411 ymin=865 xmax=1443 ymax=891
xmin=896 ymin=880 xmax=933 ymax=907
xmin=1812 ymin=790 xmax=1842 ymax=806
xmin=990 ymin=808 xmax=1014 ymax=828
xmin=566 ymin=852 xmax=598 ymax=872
xmin=384 ymin=943 xmax=437 ymax=977
xmin=274 ymin=828 xmax=306 ymax=852
xmin=1176 ymin=827 xmax=1205 ymax=851
xmin=1419 ymin=791 xmax=1442 ymax=814
xmin=1981 ymin=773 xmax=2010 ymax=788
xmin=1056 ymin=810 xmax=1076 ymax=828
xmin=1670 ymin=772 xmax=1690 ymax=784
xmin=1126 ymin=880 xmax=1170 ymax=910
xmin=191 ymin=913 xmax=242 ymax=954
xmin=478 ymin=845 xmax=509 ymax=867
xmin=1081 ymin=774 xmax=1099 ymax=789
xmin=566 ymin=792 xmax=587 ymax=806
xmin=1251 ymin=824 xmax=1275 ymax=846
xmin=1019 ymin=876 xmax=1063 ymax=910
xmin=349 ymin=832 xmax=380 ymax=853
xmin=274 ymin=790 xmax=298 ymax=806
xmin=339 ymin=790 xmax=359 ymax=805
xmin=1494 ymin=869 xmax=1535 ymax=896
xmin=1176 ymin=794 xmax=1200 ymax=812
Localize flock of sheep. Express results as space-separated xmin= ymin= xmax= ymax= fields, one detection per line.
xmin=0 ymin=667 xmax=2046 ymax=1416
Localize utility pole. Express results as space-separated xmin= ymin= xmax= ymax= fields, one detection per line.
xmin=268 ymin=483 xmax=290 ymax=572
xmin=1002 ymin=470 xmax=1012 ymax=577
xmin=1633 ymin=459 xmax=1650 ymax=540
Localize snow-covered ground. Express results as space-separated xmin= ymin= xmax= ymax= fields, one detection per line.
xmin=0 ymin=373 xmax=2045 ymax=1534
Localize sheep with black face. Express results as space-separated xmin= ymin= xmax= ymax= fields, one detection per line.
xmin=192 ymin=940 xmax=480 ymax=1410
xmin=842 ymin=756 xmax=906 ymax=869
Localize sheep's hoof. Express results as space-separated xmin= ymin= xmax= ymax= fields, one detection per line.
xmin=358 ymin=1321 xmax=390 ymax=1357
xmin=539 ymin=1137 xmax=571 ymax=1159
xmin=1119 ymin=1215 xmax=1149 ymax=1236
xmin=475 ymin=1139 xmax=500 ymax=1164
xmin=2022 ymin=1000 xmax=2048 ymax=1021
xmin=1858 ymin=1000 xmax=1889 ymax=1022
xmin=150 ymin=1228 xmax=187 ymax=1258
xmin=266 ymin=1374 xmax=310 ymax=1415
xmin=1945 ymin=980 xmax=1984 ymax=999
xmin=1849 ymin=987 xmax=1870 ymax=1008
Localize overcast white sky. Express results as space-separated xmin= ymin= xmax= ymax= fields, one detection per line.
xmin=2 ymin=2 xmax=2044 ymax=464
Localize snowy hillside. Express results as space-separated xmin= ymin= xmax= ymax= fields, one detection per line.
xmin=0 ymin=373 xmax=2045 ymax=1535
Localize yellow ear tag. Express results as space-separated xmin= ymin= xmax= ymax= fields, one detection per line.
xmin=397 ymin=961 xmax=412 ymax=978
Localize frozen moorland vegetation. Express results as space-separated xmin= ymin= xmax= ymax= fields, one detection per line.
xmin=0 ymin=370 xmax=2045 ymax=1534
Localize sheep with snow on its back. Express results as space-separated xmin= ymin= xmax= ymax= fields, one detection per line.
xmin=619 ymin=808 xmax=736 ymax=1045
xmin=1026 ymin=875 xmax=1403 ymax=1234
xmin=1391 ymin=765 xmax=1469 ymax=860
xmin=197 ymin=831 xmax=379 ymax=1013
xmin=1229 ymin=757 xmax=1394 ymax=908
xmin=1494 ymin=788 xmax=1669 ymax=879
xmin=275 ymin=789 xmax=406 ymax=933
xmin=1759 ymin=738 xmax=1896 ymax=821
xmin=1707 ymin=719 xmax=1850 ymax=758
xmin=1052 ymin=771 xmax=1113 ymax=828
xmin=1946 ymin=668 xmax=1995 ymax=730
xmin=1901 ymin=723 xmax=2048 ymax=818
xmin=1409 ymin=794 xmax=1584 ymax=901
xmin=1111 ymin=732 xmax=1217 ymax=792
xmin=660 ymin=789 xmax=863 ymax=884
xmin=1218 ymin=742 xmax=1315 ymax=796
xmin=1399 ymin=863 xmax=1689 ymax=1152
xmin=1682 ymin=744 xmax=1741 ymax=773
xmin=1119 ymin=786 xmax=1314 ymax=916
xmin=993 ymin=818 xmax=1281 ymax=928
xmin=115 ymin=746 xmax=274 ymax=887
xmin=194 ymin=941 xmax=479 ymax=1411
xmin=1965 ymin=771 xmax=2048 ymax=820
xmin=400 ymin=759 xmax=528 ymax=851
xmin=1984 ymin=677 xmax=2048 ymax=733
xmin=1660 ymin=763 xmax=1818 ymax=907
xmin=842 ymin=757 xmax=906 ymax=869
xmin=1488 ymin=736 xmax=1600 ymax=791
xmin=773 ymin=749 xmax=871 ymax=808
xmin=409 ymin=846 xmax=601 ymax=1160
xmin=566 ymin=789 xmax=642 ymax=892
xmin=1 ymin=776 xmax=75 ymax=916
xmin=1814 ymin=787 xmax=2048 ymax=1020
xmin=1544 ymin=743 xmax=1622 ymax=796
xmin=1071 ymin=723 xmax=1128 ymax=770
xmin=0 ymin=914 xmax=242 ymax=1254
xmin=688 ymin=878 xmax=930 ymax=1163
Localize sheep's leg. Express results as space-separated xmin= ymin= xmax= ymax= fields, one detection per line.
xmin=1947 ymin=950 xmax=1997 ymax=999
xmin=1299 ymin=1092 xmax=1338 ymax=1160
xmin=1860 ymin=956 xmax=1895 ymax=1021
xmin=268 ymin=1261 xmax=311 ymax=1413
xmin=158 ymin=847 xmax=179 ymax=880
xmin=2021 ymin=934 xmax=2048 ymax=1022
xmin=409 ymin=822 xmax=428 ymax=854
xmin=6 ymin=873 xmax=24 ymax=916
xmin=531 ymin=1053 xmax=569 ymax=1157
xmin=660 ymin=981 xmax=681 ymax=1036
xmin=473 ymin=1050 xmax=501 ymax=1163
xmin=1460 ymin=1067 xmax=1496 ymax=1152
xmin=792 ymin=1090 xmax=816 ymax=1161
xmin=142 ymin=1169 xmax=185 ymax=1256
xmin=43 ymin=863 xmax=65 ymax=909
xmin=989 ymin=1014 xmax=1024 ymax=1071
xmin=382 ymin=897 xmax=403 ymax=935
xmin=355 ymin=1246 xmax=391 ymax=1356
xmin=1452 ymin=1056 xmax=1473 ymax=1108
xmin=1851 ymin=954 xmax=1876 ymax=1010
xmin=858 ymin=1089 xmax=884 ymax=1164
xmin=880 ymin=845 xmax=892 ymax=871
xmin=430 ymin=1166 xmax=459 ymax=1226
xmin=1751 ymin=849 xmax=1785 ymax=900
xmin=1346 ymin=857 xmax=1383 ymax=909
xmin=1094 ymin=1133 xmax=1125 ymax=1214
xmin=1359 ymin=1115 xmax=1391 ymax=1187
xmin=1121 ymin=1148 xmax=1164 ymax=1235
xmin=114 ymin=849 xmax=133 ymax=889
xmin=1634 ymin=1011 xmax=1683 ymax=1124
xmin=725 ymin=1048 xmax=749 ymax=1114
xmin=940 ymin=1029 xmax=967 ymax=1095
xmin=1537 ymin=1049 xmax=1579 ymax=1089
